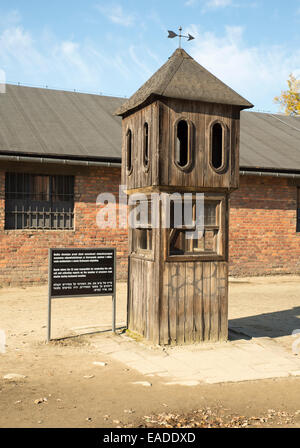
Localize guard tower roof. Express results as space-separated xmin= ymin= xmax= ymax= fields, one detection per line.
xmin=115 ymin=48 xmax=253 ymax=116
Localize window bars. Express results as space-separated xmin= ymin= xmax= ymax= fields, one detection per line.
xmin=5 ymin=173 xmax=74 ymax=230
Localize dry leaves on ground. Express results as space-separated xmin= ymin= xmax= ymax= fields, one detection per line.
xmin=123 ymin=408 xmax=297 ymax=428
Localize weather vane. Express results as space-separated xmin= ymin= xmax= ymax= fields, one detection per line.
xmin=167 ymin=26 xmax=195 ymax=48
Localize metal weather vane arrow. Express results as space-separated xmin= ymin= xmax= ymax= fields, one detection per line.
xmin=167 ymin=26 xmax=195 ymax=48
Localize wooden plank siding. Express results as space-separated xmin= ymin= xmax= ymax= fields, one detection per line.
xmin=156 ymin=98 xmax=240 ymax=191
xmin=124 ymin=96 xmax=238 ymax=345
xmin=128 ymin=257 xmax=157 ymax=338
xmin=122 ymin=98 xmax=240 ymax=193
xmin=158 ymin=261 xmax=228 ymax=344
xmin=121 ymin=102 xmax=158 ymax=191
xmin=129 ymin=260 xmax=228 ymax=344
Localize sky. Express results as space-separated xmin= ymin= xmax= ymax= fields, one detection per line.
xmin=0 ymin=0 xmax=299 ymax=112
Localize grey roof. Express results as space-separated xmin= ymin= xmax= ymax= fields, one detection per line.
xmin=0 ymin=84 xmax=125 ymax=160
xmin=115 ymin=48 xmax=253 ymax=116
xmin=240 ymin=112 xmax=300 ymax=170
xmin=0 ymin=84 xmax=299 ymax=172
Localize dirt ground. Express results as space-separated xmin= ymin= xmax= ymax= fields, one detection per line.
xmin=0 ymin=276 xmax=300 ymax=428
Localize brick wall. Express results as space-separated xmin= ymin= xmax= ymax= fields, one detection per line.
xmin=1 ymin=166 xmax=299 ymax=286
xmin=0 ymin=165 xmax=128 ymax=286
xmin=229 ymin=175 xmax=300 ymax=276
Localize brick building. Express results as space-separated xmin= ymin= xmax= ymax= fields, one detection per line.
xmin=0 ymin=85 xmax=299 ymax=286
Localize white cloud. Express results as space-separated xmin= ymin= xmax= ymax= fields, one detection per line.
xmin=189 ymin=0 xmax=258 ymax=11
xmin=188 ymin=25 xmax=300 ymax=111
xmin=0 ymin=26 xmax=46 ymax=73
xmin=185 ymin=0 xmax=197 ymax=6
xmin=205 ymin=0 xmax=233 ymax=8
xmin=0 ymin=25 xmax=103 ymax=90
xmin=0 ymin=19 xmax=157 ymax=96
xmin=96 ymin=4 xmax=135 ymax=27
xmin=55 ymin=41 xmax=94 ymax=81
xmin=0 ymin=69 xmax=5 ymax=93
xmin=129 ymin=45 xmax=153 ymax=78
xmin=0 ymin=9 xmax=21 ymax=29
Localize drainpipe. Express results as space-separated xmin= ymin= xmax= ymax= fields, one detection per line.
xmin=1 ymin=155 xmax=299 ymax=178
xmin=240 ymin=170 xmax=300 ymax=179
xmin=0 ymin=154 xmax=121 ymax=168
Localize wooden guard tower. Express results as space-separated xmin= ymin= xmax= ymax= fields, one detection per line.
xmin=116 ymin=48 xmax=253 ymax=345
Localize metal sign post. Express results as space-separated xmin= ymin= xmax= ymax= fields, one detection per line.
xmin=47 ymin=248 xmax=116 ymax=342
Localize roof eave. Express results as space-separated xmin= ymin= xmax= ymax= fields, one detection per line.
xmin=115 ymin=93 xmax=253 ymax=117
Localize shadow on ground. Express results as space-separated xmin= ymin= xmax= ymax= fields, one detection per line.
xmin=229 ymin=306 xmax=300 ymax=340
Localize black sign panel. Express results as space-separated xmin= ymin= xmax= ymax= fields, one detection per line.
xmin=49 ymin=248 xmax=115 ymax=297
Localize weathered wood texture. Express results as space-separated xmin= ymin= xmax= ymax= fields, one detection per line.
xmin=159 ymin=98 xmax=240 ymax=190
xmin=124 ymin=97 xmax=236 ymax=345
xmin=127 ymin=188 xmax=230 ymax=345
xmin=128 ymin=256 xmax=228 ymax=344
xmin=121 ymin=102 xmax=159 ymax=190
xmin=127 ymin=257 xmax=160 ymax=343
xmin=122 ymin=98 xmax=240 ymax=192
xmin=159 ymin=261 xmax=228 ymax=344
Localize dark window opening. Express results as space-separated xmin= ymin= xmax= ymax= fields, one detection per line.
xmin=135 ymin=228 xmax=152 ymax=251
xmin=131 ymin=199 xmax=153 ymax=253
xmin=176 ymin=120 xmax=189 ymax=167
xmin=5 ymin=173 xmax=74 ymax=230
xmin=211 ymin=123 xmax=223 ymax=170
xmin=169 ymin=200 xmax=220 ymax=256
xmin=126 ymin=129 xmax=132 ymax=172
xmin=297 ymin=187 xmax=300 ymax=232
xmin=205 ymin=202 xmax=216 ymax=226
xmin=143 ymin=122 xmax=149 ymax=168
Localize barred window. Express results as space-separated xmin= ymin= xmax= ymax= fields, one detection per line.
xmin=297 ymin=187 xmax=300 ymax=233
xmin=5 ymin=173 xmax=74 ymax=230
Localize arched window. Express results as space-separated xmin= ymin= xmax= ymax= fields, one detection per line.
xmin=211 ymin=122 xmax=226 ymax=171
xmin=126 ymin=129 xmax=132 ymax=173
xmin=175 ymin=119 xmax=190 ymax=169
xmin=143 ymin=122 xmax=149 ymax=169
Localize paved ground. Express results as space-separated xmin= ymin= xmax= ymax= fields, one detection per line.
xmin=92 ymin=332 xmax=300 ymax=385
xmin=74 ymin=275 xmax=300 ymax=386
xmin=1 ymin=276 xmax=300 ymax=386
xmin=0 ymin=275 xmax=300 ymax=427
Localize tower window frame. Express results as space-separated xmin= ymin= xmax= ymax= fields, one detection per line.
xmin=164 ymin=193 xmax=227 ymax=262
xmin=143 ymin=122 xmax=150 ymax=172
xmin=126 ymin=128 xmax=133 ymax=175
xmin=209 ymin=120 xmax=229 ymax=173
xmin=173 ymin=118 xmax=194 ymax=172
xmin=130 ymin=198 xmax=154 ymax=260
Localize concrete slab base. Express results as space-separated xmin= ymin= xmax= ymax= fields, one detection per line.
xmin=92 ymin=333 xmax=300 ymax=386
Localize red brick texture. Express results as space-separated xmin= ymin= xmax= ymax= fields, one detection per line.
xmin=229 ymin=175 xmax=300 ymax=276
xmin=0 ymin=166 xmax=128 ymax=286
xmin=0 ymin=168 xmax=299 ymax=286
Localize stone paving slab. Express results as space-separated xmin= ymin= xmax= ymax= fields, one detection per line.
xmin=92 ymin=334 xmax=300 ymax=386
